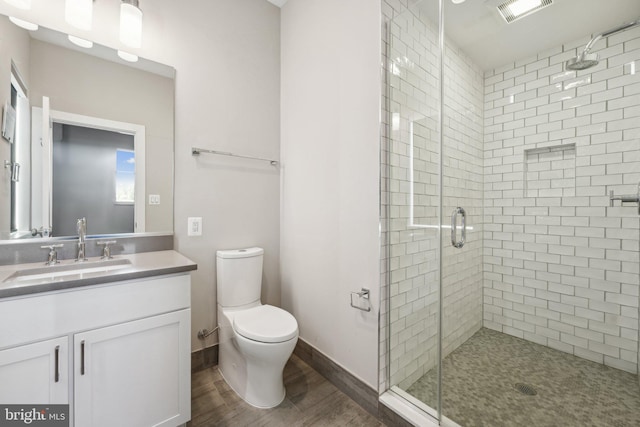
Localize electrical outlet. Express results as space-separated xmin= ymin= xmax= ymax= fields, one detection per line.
xmin=149 ymin=194 xmax=161 ymax=205
xmin=187 ymin=217 xmax=202 ymax=236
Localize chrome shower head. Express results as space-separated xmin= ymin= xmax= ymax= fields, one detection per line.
xmin=565 ymin=19 xmax=639 ymax=72
xmin=565 ymin=53 xmax=599 ymax=71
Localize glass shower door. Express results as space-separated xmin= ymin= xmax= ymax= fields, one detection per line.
xmin=385 ymin=0 xmax=486 ymax=422
xmin=437 ymin=2 xmax=640 ymax=426
xmin=385 ymin=0 xmax=444 ymax=419
xmin=385 ymin=0 xmax=640 ymax=425
xmin=437 ymin=1 xmax=485 ymax=419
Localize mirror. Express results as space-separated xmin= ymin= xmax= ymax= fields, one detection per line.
xmin=0 ymin=14 xmax=174 ymax=240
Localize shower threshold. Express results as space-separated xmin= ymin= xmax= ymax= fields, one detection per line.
xmin=379 ymin=388 xmax=463 ymax=427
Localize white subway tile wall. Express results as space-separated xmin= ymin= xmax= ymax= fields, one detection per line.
xmin=483 ymin=27 xmax=640 ymax=374
xmin=524 ymin=144 xmax=576 ymax=198
xmin=441 ymin=37 xmax=484 ymax=364
xmin=380 ymin=0 xmax=640 ymax=396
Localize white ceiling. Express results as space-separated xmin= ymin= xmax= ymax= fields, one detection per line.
xmin=437 ymin=0 xmax=640 ymax=70
xmin=266 ymin=0 xmax=638 ymax=70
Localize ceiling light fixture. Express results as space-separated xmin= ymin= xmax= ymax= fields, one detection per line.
xmin=117 ymin=50 xmax=138 ymax=63
xmin=3 ymin=0 xmax=30 ymax=9
xmin=8 ymin=0 xmax=144 ymax=50
xmin=451 ymin=0 xmax=466 ymax=4
xmin=8 ymin=16 xmax=37 ymax=30
xmin=509 ymin=0 xmax=541 ymax=16
xmin=497 ymin=0 xmax=552 ymax=23
xmin=65 ymin=0 xmax=93 ymax=31
xmin=68 ymin=34 xmax=93 ymax=48
xmin=120 ymin=0 xmax=143 ymax=49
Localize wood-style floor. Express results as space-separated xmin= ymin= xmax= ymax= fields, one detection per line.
xmin=188 ymin=354 xmax=385 ymax=426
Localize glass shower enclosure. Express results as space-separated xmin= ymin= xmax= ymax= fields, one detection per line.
xmin=382 ymin=0 xmax=640 ymax=425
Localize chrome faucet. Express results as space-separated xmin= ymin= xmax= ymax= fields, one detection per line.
xmin=41 ymin=244 xmax=64 ymax=266
xmin=76 ymin=217 xmax=87 ymax=262
xmin=97 ymin=240 xmax=117 ymax=260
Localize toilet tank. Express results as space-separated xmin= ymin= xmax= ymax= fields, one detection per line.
xmin=216 ymin=247 xmax=264 ymax=307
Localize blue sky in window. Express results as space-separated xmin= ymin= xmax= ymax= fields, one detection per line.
xmin=116 ymin=149 xmax=135 ymax=203
xmin=116 ymin=149 xmax=135 ymax=173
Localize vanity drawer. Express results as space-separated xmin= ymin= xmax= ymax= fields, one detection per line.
xmin=0 ymin=273 xmax=190 ymax=350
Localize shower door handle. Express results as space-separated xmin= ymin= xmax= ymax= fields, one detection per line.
xmin=451 ymin=207 xmax=466 ymax=249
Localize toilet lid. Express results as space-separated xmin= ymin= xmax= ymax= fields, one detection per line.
xmin=233 ymin=305 xmax=298 ymax=343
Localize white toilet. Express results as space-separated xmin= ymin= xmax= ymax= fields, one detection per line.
xmin=216 ymin=247 xmax=299 ymax=408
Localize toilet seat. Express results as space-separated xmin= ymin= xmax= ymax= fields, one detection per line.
xmin=233 ymin=305 xmax=298 ymax=343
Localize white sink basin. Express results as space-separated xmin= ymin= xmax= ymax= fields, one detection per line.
xmin=3 ymin=258 xmax=132 ymax=283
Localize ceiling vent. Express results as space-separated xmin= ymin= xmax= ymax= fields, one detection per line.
xmin=497 ymin=0 xmax=553 ymax=23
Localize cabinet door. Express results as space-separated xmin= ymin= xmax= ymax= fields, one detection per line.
xmin=74 ymin=309 xmax=190 ymax=427
xmin=0 ymin=337 xmax=68 ymax=404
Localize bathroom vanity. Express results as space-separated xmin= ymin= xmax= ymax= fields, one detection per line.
xmin=0 ymin=250 xmax=196 ymax=427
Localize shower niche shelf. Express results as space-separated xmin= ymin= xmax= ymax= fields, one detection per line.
xmin=524 ymin=143 xmax=576 ymax=198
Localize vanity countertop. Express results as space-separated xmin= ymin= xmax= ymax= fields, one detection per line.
xmin=0 ymin=250 xmax=197 ymax=299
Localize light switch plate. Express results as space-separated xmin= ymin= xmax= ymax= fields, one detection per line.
xmin=187 ymin=217 xmax=202 ymax=236
xmin=149 ymin=194 xmax=161 ymax=205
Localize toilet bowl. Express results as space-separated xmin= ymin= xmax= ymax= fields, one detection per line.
xmin=216 ymin=248 xmax=299 ymax=408
xmin=218 ymin=304 xmax=298 ymax=408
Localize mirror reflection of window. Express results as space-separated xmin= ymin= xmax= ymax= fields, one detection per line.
xmin=115 ymin=149 xmax=135 ymax=204
xmin=52 ymin=124 xmax=135 ymax=236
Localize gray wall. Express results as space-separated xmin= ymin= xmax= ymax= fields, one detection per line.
xmin=52 ymin=124 xmax=134 ymax=236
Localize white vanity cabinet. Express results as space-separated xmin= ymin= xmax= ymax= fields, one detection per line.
xmin=0 ymin=336 xmax=69 ymax=404
xmin=0 ymin=272 xmax=191 ymax=427
xmin=74 ymin=310 xmax=189 ymax=427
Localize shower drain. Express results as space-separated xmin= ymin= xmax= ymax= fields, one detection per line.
xmin=515 ymin=383 xmax=538 ymax=396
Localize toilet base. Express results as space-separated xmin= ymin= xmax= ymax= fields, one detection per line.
xmin=218 ymin=365 xmax=286 ymax=409
xmin=218 ymin=308 xmax=298 ymax=408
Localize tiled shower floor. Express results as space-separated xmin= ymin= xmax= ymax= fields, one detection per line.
xmin=406 ymin=328 xmax=640 ymax=427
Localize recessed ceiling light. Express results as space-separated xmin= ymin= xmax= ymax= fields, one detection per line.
xmin=509 ymin=0 xmax=541 ymax=15
xmin=497 ymin=0 xmax=552 ymax=23
xmin=451 ymin=0 xmax=466 ymax=4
